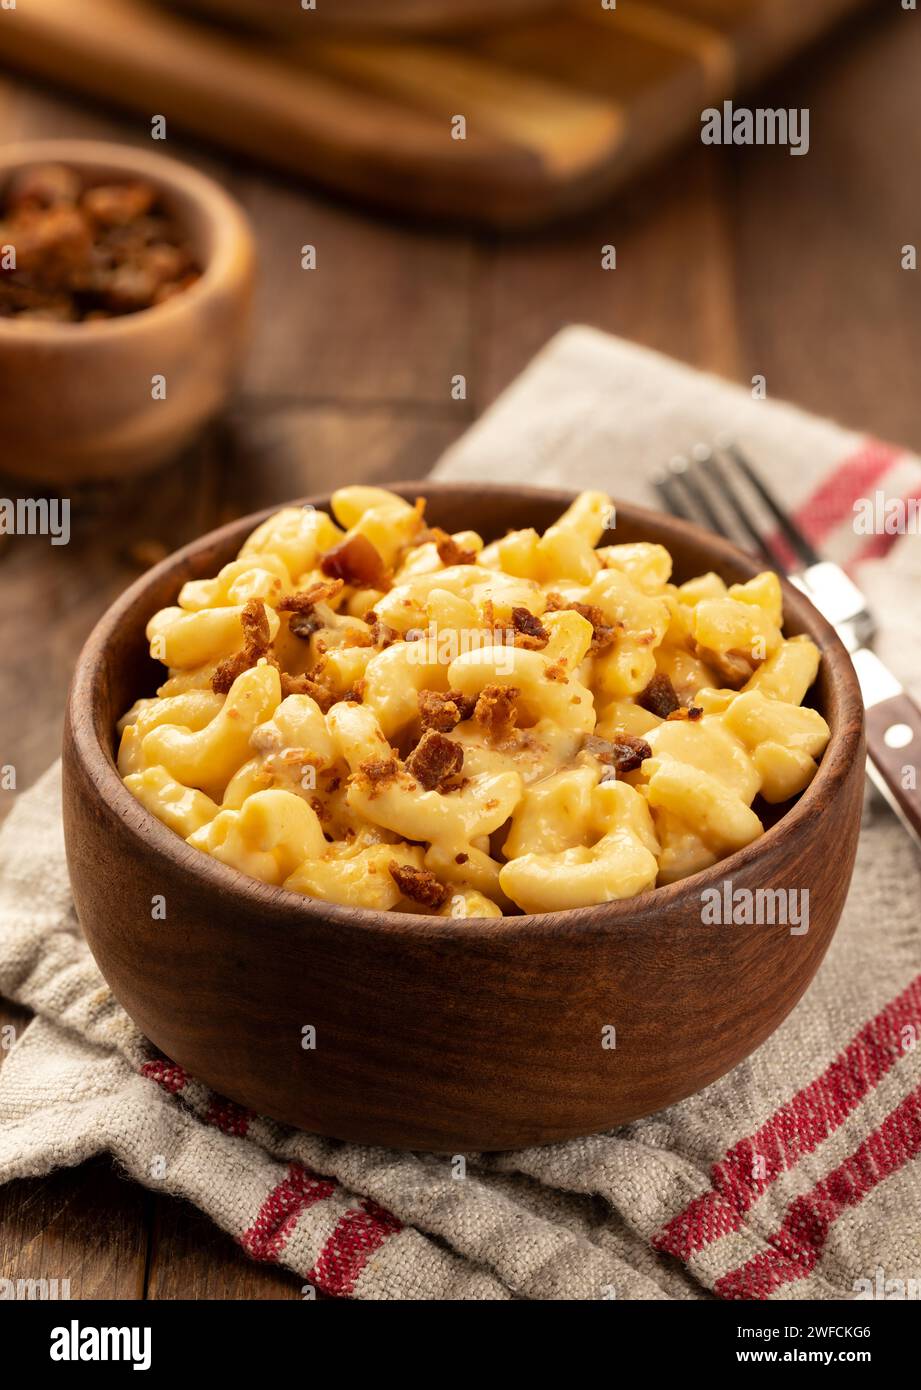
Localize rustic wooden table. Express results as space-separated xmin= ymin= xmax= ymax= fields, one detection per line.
xmin=2 ymin=4 xmax=920 ymax=1299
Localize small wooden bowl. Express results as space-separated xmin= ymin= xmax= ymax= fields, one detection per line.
xmin=62 ymin=483 xmax=866 ymax=1151
xmin=0 ymin=140 xmax=255 ymax=484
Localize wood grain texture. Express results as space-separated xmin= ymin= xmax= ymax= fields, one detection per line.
xmin=146 ymin=1195 xmax=303 ymax=1300
xmin=865 ymin=692 xmax=921 ymax=844
xmin=172 ymin=0 xmax=563 ymax=36
xmin=0 ymin=0 xmax=871 ymax=229
xmin=61 ymin=484 xmax=865 ymax=1151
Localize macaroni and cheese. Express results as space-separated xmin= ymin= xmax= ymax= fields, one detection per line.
xmin=118 ymin=488 xmax=830 ymax=916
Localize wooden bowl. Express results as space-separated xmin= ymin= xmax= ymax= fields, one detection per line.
xmin=0 ymin=140 xmax=255 ymax=484
xmin=170 ymin=0 xmax=562 ymax=36
xmin=62 ymin=483 xmax=866 ymax=1151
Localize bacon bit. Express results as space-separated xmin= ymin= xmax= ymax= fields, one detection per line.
xmin=359 ymin=754 xmax=401 ymax=790
xmin=543 ymin=659 xmax=568 ymax=682
xmin=341 ymin=682 xmax=366 ymax=704
xmin=320 ymin=534 xmax=388 ymax=589
xmin=278 ymin=578 xmax=344 ymax=613
xmin=664 ymin=703 xmax=705 ymax=724
xmin=510 ymin=606 xmax=549 ymax=649
xmin=278 ymin=579 xmax=344 ymax=639
xmin=455 ymin=852 xmax=469 ymax=865
xmin=584 ymin=732 xmax=652 ymax=777
xmin=364 ymin=610 xmax=398 ymax=648
xmin=211 ymin=599 xmax=273 ymax=694
xmin=544 ymin=593 xmax=620 ymax=653
xmin=474 ymin=684 xmax=519 ymax=740
xmin=418 ymin=688 xmax=476 ymax=732
xmin=406 ymin=730 xmax=464 ymax=791
xmin=388 ymin=862 xmax=450 ymax=910
xmin=427 ymin=527 xmax=476 ymax=566
xmin=638 ymin=672 xmax=681 ymax=718
xmin=279 ymin=672 xmax=336 ymax=711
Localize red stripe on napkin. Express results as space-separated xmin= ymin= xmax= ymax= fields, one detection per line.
xmin=205 ymin=1095 xmax=254 ymax=1137
xmin=308 ymin=1198 xmax=403 ymax=1298
xmin=140 ymin=1058 xmax=189 ymax=1094
xmin=714 ymin=1083 xmax=921 ymax=1299
xmin=653 ymin=974 xmax=921 ymax=1262
xmin=240 ymin=1162 xmax=337 ymax=1263
xmin=764 ymin=440 xmax=902 ymax=568
xmin=792 ymin=441 xmax=902 ymax=542
xmin=849 ymin=487 xmax=921 ymax=567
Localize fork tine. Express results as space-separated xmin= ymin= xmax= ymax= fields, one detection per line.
xmin=666 ymin=456 xmax=729 ymax=538
xmin=652 ymin=464 xmax=693 ymax=521
xmin=720 ymin=440 xmax=821 ymax=567
xmin=695 ymin=446 xmax=779 ymax=568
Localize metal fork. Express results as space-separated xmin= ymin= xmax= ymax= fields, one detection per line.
xmin=652 ymin=441 xmax=921 ymax=850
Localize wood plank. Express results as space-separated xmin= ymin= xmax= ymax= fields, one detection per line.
xmin=235 ymin=177 xmax=475 ymax=405
xmin=0 ymin=1163 xmax=150 ymax=1300
xmin=175 ymin=0 xmax=559 ymax=36
xmin=224 ymin=405 xmax=466 ymax=511
xmin=147 ymin=1194 xmax=303 ymax=1300
xmin=474 ymin=145 xmax=741 ymax=410
xmin=728 ymin=7 xmax=921 ymax=454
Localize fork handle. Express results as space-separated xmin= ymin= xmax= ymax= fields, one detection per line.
xmin=865 ymin=692 xmax=921 ymax=847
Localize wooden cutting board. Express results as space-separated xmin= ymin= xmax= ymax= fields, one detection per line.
xmin=171 ymin=0 xmax=563 ymax=35
xmin=0 ymin=0 xmax=871 ymax=229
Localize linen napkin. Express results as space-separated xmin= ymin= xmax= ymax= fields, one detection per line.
xmin=2 ymin=326 xmax=920 ymax=1301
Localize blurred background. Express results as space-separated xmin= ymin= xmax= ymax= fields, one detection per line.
xmin=1 ymin=0 xmax=920 ymax=1297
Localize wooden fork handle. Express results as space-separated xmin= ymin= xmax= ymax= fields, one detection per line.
xmin=865 ymin=691 xmax=921 ymax=848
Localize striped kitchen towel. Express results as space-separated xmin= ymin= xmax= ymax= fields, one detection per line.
xmin=1 ymin=326 xmax=920 ymax=1299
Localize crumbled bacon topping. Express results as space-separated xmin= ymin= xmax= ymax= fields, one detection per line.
xmin=211 ymin=599 xmax=273 ymax=694
xmin=418 ymin=688 xmax=476 ymax=732
xmin=638 ymin=672 xmax=681 ymax=718
xmin=430 ymin=527 xmax=476 ymax=567
xmin=666 ymin=704 xmax=704 ymax=723
xmin=474 ymin=684 xmax=519 ymax=740
xmin=278 ymin=578 xmax=344 ymax=613
xmin=510 ymin=606 xmax=549 ymax=649
xmin=358 ymin=754 xmax=401 ymax=790
xmin=388 ymin=862 xmax=450 ymax=909
xmin=406 ymin=730 xmax=464 ymax=791
xmin=584 ymin=732 xmax=652 ymax=777
xmin=320 ymin=534 xmax=388 ymax=590
xmin=279 ymin=672 xmax=336 ymax=711
xmin=364 ymin=610 xmax=399 ymax=648
xmin=544 ymin=594 xmax=619 ymax=653
xmin=278 ymin=578 xmax=344 ymax=639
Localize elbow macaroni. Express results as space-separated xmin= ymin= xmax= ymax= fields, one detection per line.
xmin=118 ymin=488 xmax=830 ymax=916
